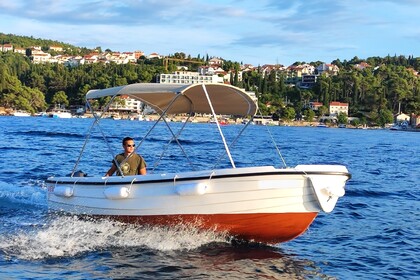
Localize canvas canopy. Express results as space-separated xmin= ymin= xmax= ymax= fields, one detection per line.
xmin=86 ymin=83 xmax=258 ymax=116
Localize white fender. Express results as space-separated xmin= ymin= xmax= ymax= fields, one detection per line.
xmin=104 ymin=186 xmax=130 ymax=199
xmin=54 ymin=186 xmax=74 ymax=197
xmin=175 ymin=183 xmax=207 ymax=196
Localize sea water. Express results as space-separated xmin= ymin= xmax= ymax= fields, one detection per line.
xmin=0 ymin=116 xmax=418 ymax=279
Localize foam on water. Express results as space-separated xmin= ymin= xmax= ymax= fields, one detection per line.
xmin=0 ymin=216 xmax=228 ymax=261
xmin=0 ymin=179 xmax=228 ymax=261
xmin=0 ymin=180 xmax=47 ymax=207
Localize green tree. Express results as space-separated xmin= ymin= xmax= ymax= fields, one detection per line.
xmin=51 ymin=90 xmax=69 ymax=107
xmin=317 ymin=105 xmax=328 ymax=117
xmin=282 ymin=106 xmax=296 ymax=121
xmin=337 ymin=112 xmax=348 ymax=124
xmin=303 ymin=109 xmax=315 ymax=122
xmin=351 ymin=118 xmax=360 ymax=127
xmin=376 ymin=108 xmax=394 ymax=127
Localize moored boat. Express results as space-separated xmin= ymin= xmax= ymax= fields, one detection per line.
xmin=51 ymin=110 xmax=72 ymax=118
xmin=13 ymin=110 xmax=31 ymax=117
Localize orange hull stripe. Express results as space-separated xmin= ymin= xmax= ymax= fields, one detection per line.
xmin=111 ymin=212 xmax=318 ymax=244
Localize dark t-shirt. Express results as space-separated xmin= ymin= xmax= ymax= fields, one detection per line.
xmin=113 ymin=153 xmax=147 ymax=176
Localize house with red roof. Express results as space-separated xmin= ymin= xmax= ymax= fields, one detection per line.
xmin=316 ymin=63 xmax=339 ymax=76
xmin=354 ymin=62 xmax=371 ymax=70
xmin=309 ymin=102 xmax=323 ymax=111
xmin=1 ymin=44 xmax=13 ymax=52
xmin=14 ymin=47 xmax=26 ymax=54
xmin=329 ymin=102 xmax=348 ymax=116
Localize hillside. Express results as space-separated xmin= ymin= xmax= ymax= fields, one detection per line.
xmin=0 ymin=33 xmax=93 ymax=55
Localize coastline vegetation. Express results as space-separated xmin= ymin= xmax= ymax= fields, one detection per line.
xmin=0 ymin=33 xmax=419 ymax=127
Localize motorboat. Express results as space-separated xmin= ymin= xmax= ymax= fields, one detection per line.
xmin=46 ymin=83 xmax=351 ymax=244
xmin=316 ymin=123 xmax=328 ymax=128
xmin=13 ymin=110 xmax=31 ymax=117
xmin=47 ymin=105 xmax=73 ymax=118
xmin=51 ymin=110 xmax=72 ymax=118
xmin=389 ymin=121 xmax=408 ymax=130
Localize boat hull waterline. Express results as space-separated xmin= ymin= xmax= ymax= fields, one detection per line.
xmin=47 ymin=165 xmax=350 ymax=244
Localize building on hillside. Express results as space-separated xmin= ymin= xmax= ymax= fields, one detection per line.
xmin=134 ymin=50 xmax=144 ymax=59
xmin=64 ymin=56 xmax=85 ymax=67
xmin=1 ymin=44 xmax=13 ymax=52
xmin=410 ymin=114 xmax=420 ymax=128
xmin=147 ymin=52 xmax=162 ymax=59
xmin=329 ymin=102 xmax=348 ymax=116
xmin=353 ymin=62 xmax=370 ymax=71
xmin=299 ymin=75 xmax=317 ymax=89
xmin=31 ymin=52 xmax=52 ymax=64
xmin=316 ymin=63 xmax=339 ymax=76
xmin=395 ymin=113 xmax=410 ymax=123
xmin=49 ymin=46 xmax=63 ymax=52
xmin=241 ymin=64 xmax=255 ymax=72
xmin=309 ymin=102 xmax=323 ymax=111
xmin=260 ymin=64 xmax=286 ymax=77
xmin=84 ymin=54 xmax=99 ymax=64
xmin=407 ymin=68 xmax=419 ymax=77
xmin=54 ymin=55 xmax=72 ymax=64
xmin=109 ymin=95 xmax=143 ymax=113
xmin=208 ymin=57 xmax=224 ymax=66
xmin=198 ymin=65 xmax=224 ymax=76
xmin=221 ymin=69 xmax=242 ymax=83
xmin=158 ymin=71 xmax=224 ymax=84
xmin=121 ymin=52 xmax=137 ymax=63
xmin=286 ymin=64 xmax=315 ymax=84
xmin=14 ymin=47 xmax=26 ymax=54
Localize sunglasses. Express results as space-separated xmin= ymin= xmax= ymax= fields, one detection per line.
xmin=125 ymin=144 xmax=135 ymax=147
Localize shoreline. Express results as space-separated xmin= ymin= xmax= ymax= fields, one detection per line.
xmin=2 ymin=113 xmax=419 ymax=131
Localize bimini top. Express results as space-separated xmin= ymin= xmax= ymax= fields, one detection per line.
xmin=86 ymin=83 xmax=258 ymax=116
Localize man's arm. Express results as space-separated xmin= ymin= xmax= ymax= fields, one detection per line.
xmin=105 ymin=164 xmax=117 ymax=176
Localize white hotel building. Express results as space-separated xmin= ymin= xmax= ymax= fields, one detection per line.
xmin=158 ymin=71 xmax=224 ymax=84
xmin=109 ymin=71 xmax=250 ymax=114
xmin=109 ymin=95 xmax=143 ymax=113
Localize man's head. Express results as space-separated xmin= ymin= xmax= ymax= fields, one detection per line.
xmin=122 ymin=137 xmax=135 ymax=154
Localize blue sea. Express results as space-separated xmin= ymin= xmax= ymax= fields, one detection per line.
xmin=0 ymin=116 xmax=418 ymax=279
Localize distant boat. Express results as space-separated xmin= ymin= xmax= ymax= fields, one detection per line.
xmin=317 ymin=123 xmax=328 ymax=128
xmin=48 ymin=108 xmax=72 ymax=118
xmin=13 ymin=110 xmax=31 ymax=117
xmin=51 ymin=111 xmax=72 ymax=118
xmin=389 ymin=121 xmax=408 ymax=131
xmin=389 ymin=125 xmax=401 ymax=131
xmin=338 ymin=124 xmax=347 ymax=128
xmin=34 ymin=112 xmax=48 ymax=117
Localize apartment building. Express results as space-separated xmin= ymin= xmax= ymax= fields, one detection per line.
xmin=158 ymin=71 xmax=224 ymax=84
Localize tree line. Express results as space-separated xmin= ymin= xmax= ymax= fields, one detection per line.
xmin=238 ymin=56 xmax=419 ymax=126
xmin=0 ymin=33 xmax=419 ymax=126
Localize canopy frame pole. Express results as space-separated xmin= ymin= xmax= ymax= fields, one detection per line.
xmin=213 ymin=114 xmax=255 ymax=169
xmin=258 ymin=109 xmax=287 ymax=168
xmin=152 ymin=113 xmax=195 ymax=172
xmin=71 ymin=95 xmax=119 ymax=176
xmin=201 ymin=84 xmax=236 ymax=168
xmin=161 ymin=115 xmax=195 ymax=169
xmin=120 ymin=94 xmax=183 ymax=169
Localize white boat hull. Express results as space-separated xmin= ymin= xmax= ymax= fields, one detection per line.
xmin=13 ymin=111 xmax=31 ymax=117
xmin=47 ymin=165 xmax=350 ymax=243
xmin=52 ymin=112 xmax=72 ymax=118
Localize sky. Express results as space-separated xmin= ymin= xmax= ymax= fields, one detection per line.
xmin=0 ymin=0 xmax=419 ymax=66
